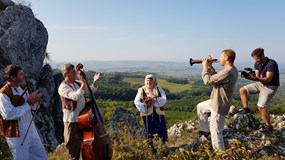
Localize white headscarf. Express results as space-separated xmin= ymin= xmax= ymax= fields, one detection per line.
xmin=144 ymin=74 xmax=157 ymax=88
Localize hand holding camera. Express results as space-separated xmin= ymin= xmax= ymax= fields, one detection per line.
xmin=240 ymin=68 xmax=257 ymax=81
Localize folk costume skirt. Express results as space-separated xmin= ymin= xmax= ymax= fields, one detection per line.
xmin=142 ymin=110 xmax=168 ymax=142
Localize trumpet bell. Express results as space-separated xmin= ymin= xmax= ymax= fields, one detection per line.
xmin=189 ymin=58 xmax=218 ymax=66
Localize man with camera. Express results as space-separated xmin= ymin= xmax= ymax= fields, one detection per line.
xmin=239 ymin=48 xmax=279 ymax=133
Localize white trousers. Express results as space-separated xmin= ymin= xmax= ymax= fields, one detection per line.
xmin=6 ymin=136 xmax=47 ymax=160
xmin=197 ymin=99 xmax=226 ymax=151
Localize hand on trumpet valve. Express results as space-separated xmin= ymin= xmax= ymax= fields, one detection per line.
xmin=207 ymin=55 xmax=213 ymax=65
xmin=202 ymin=55 xmax=213 ymax=67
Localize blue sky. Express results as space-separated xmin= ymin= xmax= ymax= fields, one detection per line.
xmin=26 ymin=0 xmax=285 ymax=66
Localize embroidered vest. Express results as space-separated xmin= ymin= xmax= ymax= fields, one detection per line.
xmin=140 ymin=86 xmax=164 ymax=117
xmin=0 ymin=84 xmax=26 ymax=137
xmin=60 ymin=81 xmax=81 ymax=111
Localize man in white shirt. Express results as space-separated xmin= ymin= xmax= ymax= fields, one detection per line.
xmin=58 ymin=63 xmax=100 ymax=160
xmin=0 ymin=64 xmax=47 ymax=160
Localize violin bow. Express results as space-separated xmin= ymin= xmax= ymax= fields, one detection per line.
xmin=21 ymin=100 xmax=42 ymax=146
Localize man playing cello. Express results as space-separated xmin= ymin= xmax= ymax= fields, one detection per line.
xmin=58 ymin=63 xmax=100 ymax=160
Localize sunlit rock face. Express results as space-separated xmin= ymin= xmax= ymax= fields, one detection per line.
xmin=0 ymin=0 xmax=60 ymax=151
xmin=0 ymin=0 xmax=48 ymax=82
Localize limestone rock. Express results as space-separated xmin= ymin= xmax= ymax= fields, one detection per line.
xmin=0 ymin=0 xmax=14 ymax=10
xmin=168 ymin=120 xmax=195 ymax=137
xmin=38 ymin=64 xmax=55 ymax=111
xmin=109 ymin=107 xmax=144 ymax=137
xmin=51 ymin=72 xmax=64 ymax=143
xmin=0 ymin=0 xmax=56 ymax=151
xmin=0 ymin=0 xmax=48 ymax=81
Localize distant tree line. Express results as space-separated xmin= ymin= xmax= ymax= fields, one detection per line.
xmin=55 ymin=70 xmax=285 ymax=114
xmin=165 ymin=77 xmax=188 ymax=84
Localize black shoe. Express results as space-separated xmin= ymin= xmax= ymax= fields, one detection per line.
xmin=227 ymin=106 xmax=238 ymax=118
xmin=260 ymin=125 xmax=273 ymax=133
xmin=239 ymin=108 xmax=251 ymax=114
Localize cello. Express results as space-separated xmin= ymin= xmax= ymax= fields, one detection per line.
xmin=76 ymin=64 xmax=112 ymax=160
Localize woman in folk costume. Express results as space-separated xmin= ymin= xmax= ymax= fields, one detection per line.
xmin=134 ymin=74 xmax=167 ymax=142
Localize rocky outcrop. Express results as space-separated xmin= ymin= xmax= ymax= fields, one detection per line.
xmin=168 ymin=120 xmax=195 ymax=137
xmin=38 ymin=64 xmax=56 ymax=112
xmin=0 ymin=0 xmax=60 ymax=151
xmin=0 ymin=0 xmax=14 ymax=11
xmin=109 ymin=107 xmax=144 ymax=137
xmin=52 ymin=73 xmax=64 ymax=143
xmin=168 ymin=114 xmax=285 ymax=157
xmin=0 ymin=0 xmax=48 ymax=81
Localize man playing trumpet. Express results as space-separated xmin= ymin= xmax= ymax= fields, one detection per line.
xmin=196 ymin=49 xmax=238 ymax=151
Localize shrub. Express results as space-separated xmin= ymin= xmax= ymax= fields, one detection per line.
xmin=0 ymin=137 xmax=12 ymax=160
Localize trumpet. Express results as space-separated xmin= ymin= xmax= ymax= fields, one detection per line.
xmin=189 ymin=58 xmax=218 ymax=66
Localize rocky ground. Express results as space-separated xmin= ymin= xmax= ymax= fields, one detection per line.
xmin=167 ymin=112 xmax=285 ymax=158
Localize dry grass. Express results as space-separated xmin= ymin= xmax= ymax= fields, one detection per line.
xmin=45 ymin=124 xmax=284 ymax=160
xmin=47 ymin=143 xmax=71 ymax=160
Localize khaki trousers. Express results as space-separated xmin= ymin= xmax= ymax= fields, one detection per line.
xmin=197 ymin=99 xmax=226 ymax=151
xmin=64 ymin=122 xmax=82 ymax=160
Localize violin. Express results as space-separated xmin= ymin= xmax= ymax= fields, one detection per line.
xmin=11 ymin=95 xmax=25 ymax=106
xmin=11 ymin=85 xmax=29 ymax=107
xmin=76 ymin=64 xmax=112 ymax=160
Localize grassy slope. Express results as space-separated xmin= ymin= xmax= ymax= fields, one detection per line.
xmin=48 ymin=73 xmax=284 ymax=159
xmin=123 ymin=77 xmax=199 ymax=128
xmin=123 ymin=77 xmax=192 ymax=93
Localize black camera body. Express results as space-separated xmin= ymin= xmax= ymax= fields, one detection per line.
xmin=240 ymin=68 xmax=255 ymax=79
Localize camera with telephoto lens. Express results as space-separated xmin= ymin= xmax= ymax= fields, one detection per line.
xmin=239 ymin=68 xmax=255 ymax=79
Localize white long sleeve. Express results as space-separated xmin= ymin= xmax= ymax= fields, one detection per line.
xmin=153 ymin=88 xmax=167 ymax=107
xmin=134 ymin=88 xmax=146 ymax=112
xmin=0 ymin=85 xmax=47 ymax=159
xmin=58 ymin=80 xmax=99 ymax=122
xmin=0 ymin=93 xmax=30 ymax=120
xmin=58 ymin=82 xmax=85 ymax=101
xmin=134 ymin=87 xmax=167 ymax=112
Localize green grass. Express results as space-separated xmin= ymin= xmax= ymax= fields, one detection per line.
xmin=123 ymin=77 xmax=192 ymax=93
xmin=165 ymin=111 xmax=196 ymax=128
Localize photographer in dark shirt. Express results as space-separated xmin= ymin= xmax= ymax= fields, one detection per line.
xmin=239 ymin=48 xmax=279 ymax=133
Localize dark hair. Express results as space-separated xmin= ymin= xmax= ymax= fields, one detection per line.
xmin=3 ymin=64 xmax=22 ymax=81
xmin=222 ymin=49 xmax=236 ymax=63
xmin=251 ymin=48 xmax=264 ymax=57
